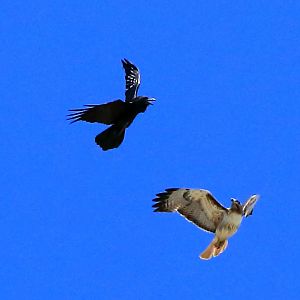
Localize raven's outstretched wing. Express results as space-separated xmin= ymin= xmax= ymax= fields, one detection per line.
xmin=122 ymin=59 xmax=140 ymax=102
xmin=153 ymin=188 xmax=228 ymax=233
xmin=67 ymin=99 xmax=126 ymax=124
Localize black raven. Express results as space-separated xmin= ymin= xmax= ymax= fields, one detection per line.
xmin=67 ymin=59 xmax=155 ymax=151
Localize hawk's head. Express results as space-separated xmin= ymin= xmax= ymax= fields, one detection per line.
xmin=230 ymin=198 xmax=243 ymax=214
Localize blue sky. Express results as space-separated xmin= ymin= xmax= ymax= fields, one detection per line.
xmin=1 ymin=1 xmax=299 ymax=299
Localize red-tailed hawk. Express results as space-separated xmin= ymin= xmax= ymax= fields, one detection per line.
xmin=152 ymin=188 xmax=259 ymax=260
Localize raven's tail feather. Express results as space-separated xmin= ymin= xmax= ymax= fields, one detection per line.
xmin=95 ymin=124 xmax=126 ymax=151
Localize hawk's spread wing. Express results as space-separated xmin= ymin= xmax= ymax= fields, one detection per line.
xmin=242 ymin=195 xmax=259 ymax=217
xmin=122 ymin=59 xmax=140 ymax=102
xmin=67 ymin=100 xmax=127 ymax=125
xmin=153 ymin=188 xmax=228 ymax=233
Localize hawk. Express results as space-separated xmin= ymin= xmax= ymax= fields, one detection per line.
xmin=153 ymin=188 xmax=259 ymax=260
xmin=67 ymin=59 xmax=155 ymax=151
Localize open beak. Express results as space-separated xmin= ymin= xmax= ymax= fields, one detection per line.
xmin=147 ymin=98 xmax=156 ymax=105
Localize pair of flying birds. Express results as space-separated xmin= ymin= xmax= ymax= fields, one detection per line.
xmin=67 ymin=59 xmax=259 ymax=260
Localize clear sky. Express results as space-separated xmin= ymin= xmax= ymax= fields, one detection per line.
xmin=1 ymin=1 xmax=299 ymax=299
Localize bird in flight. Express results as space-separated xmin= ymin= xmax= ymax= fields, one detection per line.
xmin=152 ymin=188 xmax=259 ymax=260
xmin=67 ymin=59 xmax=155 ymax=151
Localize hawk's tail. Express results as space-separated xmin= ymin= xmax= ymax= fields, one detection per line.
xmin=95 ymin=124 xmax=126 ymax=151
xmin=199 ymin=238 xmax=228 ymax=260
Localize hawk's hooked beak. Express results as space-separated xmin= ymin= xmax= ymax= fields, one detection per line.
xmin=147 ymin=98 xmax=156 ymax=105
xmin=231 ymin=198 xmax=241 ymax=205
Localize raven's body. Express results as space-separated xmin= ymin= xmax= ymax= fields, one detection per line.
xmin=93 ymin=97 xmax=152 ymax=150
xmin=67 ymin=59 xmax=155 ymax=151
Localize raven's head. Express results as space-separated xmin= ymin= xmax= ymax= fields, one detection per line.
xmin=230 ymin=198 xmax=243 ymax=214
xmin=139 ymin=96 xmax=156 ymax=105
xmin=133 ymin=96 xmax=156 ymax=112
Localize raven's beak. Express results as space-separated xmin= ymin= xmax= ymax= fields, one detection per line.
xmin=148 ymin=98 xmax=156 ymax=105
